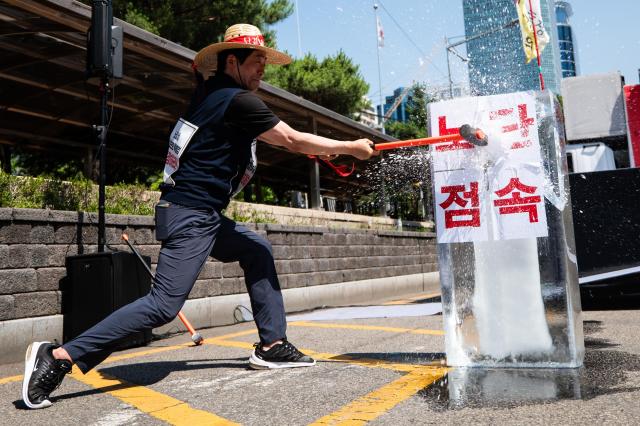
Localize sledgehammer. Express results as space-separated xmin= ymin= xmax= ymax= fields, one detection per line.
xmin=121 ymin=233 xmax=204 ymax=346
xmin=373 ymin=124 xmax=488 ymax=150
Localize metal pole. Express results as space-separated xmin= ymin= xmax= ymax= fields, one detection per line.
xmin=527 ymin=0 xmax=545 ymax=90
xmin=448 ymin=19 xmax=519 ymax=50
xmin=294 ymin=0 xmax=302 ymax=57
xmin=308 ymin=116 xmax=322 ymax=209
xmin=97 ymin=77 xmax=109 ymax=252
xmin=445 ymin=36 xmax=453 ymax=99
xmin=373 ymin=2 xmax=386 ymax=217
xmin=443 ymin=19 xmax=519 ymax=99
xmin=373 ymin=2 xmax=385 ymax=134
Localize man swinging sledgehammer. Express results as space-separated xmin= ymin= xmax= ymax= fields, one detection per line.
xmin=22 ymin=23 xmax=378 ymax=409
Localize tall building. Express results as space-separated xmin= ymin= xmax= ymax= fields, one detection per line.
xmin=377 ymin=87 xmax=410 ymax=123
xmin=358 ymin=97 xmax=383 ymax=130
xmin=463 ymin=0 xmax=563 ymax=95
xmin=555 ymin=1 xmax=578 ymax=78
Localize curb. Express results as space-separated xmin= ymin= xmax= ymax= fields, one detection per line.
xmin=155 ymin=272 xmax=440 ymax=334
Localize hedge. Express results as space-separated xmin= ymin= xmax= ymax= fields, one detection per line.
xmin=0 ymin=172 xmax=158 ymax=215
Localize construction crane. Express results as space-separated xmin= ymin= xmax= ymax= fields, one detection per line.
xmin=381 ymin=85 xmax=412 ymax=125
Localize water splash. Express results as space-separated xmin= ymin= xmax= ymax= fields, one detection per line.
xmin=349 ymin=147 xmax=434 ymax=215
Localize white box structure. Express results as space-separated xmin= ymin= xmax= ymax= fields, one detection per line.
xmin=561 ymin=71 xmax=627 ymax=141
xmin=428 ymin=90 xmax=584 ymax=368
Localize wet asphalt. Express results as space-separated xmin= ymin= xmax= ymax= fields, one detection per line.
xmin=1 ymin=298 xmax=640 ymax=425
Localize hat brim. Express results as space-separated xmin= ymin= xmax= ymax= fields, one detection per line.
xmin=194 ymin=42 xmax=292 ymax=74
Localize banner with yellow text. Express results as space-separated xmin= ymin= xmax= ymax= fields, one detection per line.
xmin=516 ymin=0 xmax=549 ymax=63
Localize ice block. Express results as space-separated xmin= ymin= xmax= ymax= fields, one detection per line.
xmin=428 ymin=90 xmax=584 ymax=368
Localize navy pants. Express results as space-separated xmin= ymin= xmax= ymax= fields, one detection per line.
xmin=63 ymin=203 xmax=287 ymax=373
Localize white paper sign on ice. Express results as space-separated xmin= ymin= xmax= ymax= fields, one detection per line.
xmin=429 ymin=91 xmax=548 ymax=242
xmin=488 ymin=164 xmax=548 ymax=240
xmin=434 ymin=168 xmax=489 ymax=243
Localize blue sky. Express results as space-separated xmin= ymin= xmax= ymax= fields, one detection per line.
xmin=270 ymin=0 xmax=640 ymax=105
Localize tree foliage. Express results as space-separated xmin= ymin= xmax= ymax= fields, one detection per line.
xmin=264 ymin=51 xmax=370 ymax=117
xmin=406 ymin=83 xmax=430 ymax=132
xmin=82 ymin=0 xmax=293 ymax=50
xmin=385 ymin=121 xmax=426 ymax=140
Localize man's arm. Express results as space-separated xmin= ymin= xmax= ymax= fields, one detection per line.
xmin=258 ymin=121 xmax=377 ymax=160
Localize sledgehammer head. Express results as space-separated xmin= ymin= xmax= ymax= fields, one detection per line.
xmin=459 ymin=124 xmax=489 ymax=147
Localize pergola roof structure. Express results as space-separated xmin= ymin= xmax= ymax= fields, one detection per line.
xmin=0 ymin=0 xmax=395 ymax=200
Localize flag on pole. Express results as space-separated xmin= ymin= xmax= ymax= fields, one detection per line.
xmin=515 ymin=0 xmax=549 ymax=63
xmin=376 ymin=16 xmax=384 ymax=47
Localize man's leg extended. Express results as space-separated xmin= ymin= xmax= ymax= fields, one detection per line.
xmin=211 ymin=215 xmax=315 ymax=368
xmin=64 ymin=206 xmax=222 ymax=372
xmin=22 ymin=205 xmax=221 ymax=409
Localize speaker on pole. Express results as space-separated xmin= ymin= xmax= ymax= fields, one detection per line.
xmin=86 ymin=0 xmax=113 ymax=78
xmin=85 ymin=0 xmax=122 ymax=251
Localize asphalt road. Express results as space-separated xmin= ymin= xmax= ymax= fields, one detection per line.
xmin=2 ymin=295 xmax=640 ymax=425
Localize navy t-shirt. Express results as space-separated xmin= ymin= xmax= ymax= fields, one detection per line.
xmin=161 ymin=74 xmax=280 ymax=210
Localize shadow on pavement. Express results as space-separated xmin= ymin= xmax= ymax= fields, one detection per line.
xmin=12 ymin=357 xmax=248 ymax=408
xmin=97 ymin=357 xmax=249 ymax=386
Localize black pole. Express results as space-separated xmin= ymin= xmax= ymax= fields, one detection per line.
xmin=121 ymin=235 xmax=154 ymax=278
xmin=96 ymin=78 xmax=109 ymax=252
xmin=88 ymin=0 xmax=113 ymax=252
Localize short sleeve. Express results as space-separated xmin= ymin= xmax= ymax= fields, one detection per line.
xmin=224 ymin=91 xmax=280 ymax=139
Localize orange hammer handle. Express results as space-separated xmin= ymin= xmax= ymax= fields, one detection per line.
xmin=374 ymin=133 xmax=464 ymax=151
xmin=177 ymin=311 xmax=197 ymax=336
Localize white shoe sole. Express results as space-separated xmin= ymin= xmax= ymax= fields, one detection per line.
xmin=22 ymin=342 xmax=52 ymax=409
xmin=248 ymin=352 xmax=316 ymax=369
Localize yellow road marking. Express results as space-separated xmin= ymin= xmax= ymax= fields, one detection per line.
xmin=3 ymin=325 xmax=448 ymax=424
xmin=0 ymin=374 xmax=21 ymax=385
xmin=309 ymin=366 xmax=448 ymax=425
xmin=383 ymin=292 xmax=441 ymax=305
xmin=69 ymin=367 xmax=239 ymax=425
xmin=1 ymin=320 xmax=442 ymax=384
xmin=289 ymin=321 xmax=444 ymax=336
xmin=206 ymin=329 xmax=449 ymax=426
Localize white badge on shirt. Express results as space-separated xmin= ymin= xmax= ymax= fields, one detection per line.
xmin=163 ymin=118 xmax=199 ymax=186
xmin=231 ymin=139 xmax=258 ymax=197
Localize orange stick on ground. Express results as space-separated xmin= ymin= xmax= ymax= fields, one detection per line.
xmin=177 ymin=312 xmax=198 ymax=337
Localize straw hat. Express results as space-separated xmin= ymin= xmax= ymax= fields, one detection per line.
xmin=194 ymin=23 xmax=292 ymax=74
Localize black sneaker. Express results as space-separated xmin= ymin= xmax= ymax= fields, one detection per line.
xmin=22 ymin=342 xmax=72 ymax=409
xmin=249 ymin=340 xmax=316 ymax=369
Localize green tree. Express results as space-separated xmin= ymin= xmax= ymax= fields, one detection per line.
xmin=384 ymin=121 xmax=425 ymax=140
xmin=82 ymin=0 xmax=293 ymax=50
xmin=264 ymin=51 xmax=370 ymax=118
xmin=406 ymin=82 xmax=430 ymax=131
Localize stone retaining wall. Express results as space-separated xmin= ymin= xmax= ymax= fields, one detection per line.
xmin=0 ymin=208 xmax=438 ymax=322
